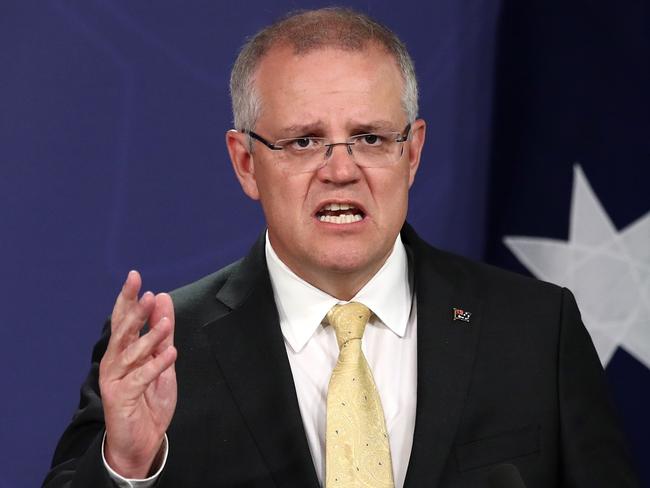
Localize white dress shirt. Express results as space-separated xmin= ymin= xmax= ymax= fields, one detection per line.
xmin=106 ymin=234 xmax=418 ymax=488
xmin=266 ymin=234 xmax=418 ymax=487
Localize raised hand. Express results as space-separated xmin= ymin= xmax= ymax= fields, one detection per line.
xmin=99 ymin=271 xmax=178 ymax=478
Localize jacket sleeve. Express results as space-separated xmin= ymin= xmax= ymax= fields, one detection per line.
xmin=41 ymin=324 xmax=118 ymax=488
xmin=558 ymin=287 xmax=639 ymax=487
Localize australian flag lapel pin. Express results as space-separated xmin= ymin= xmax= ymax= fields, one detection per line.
xmin=453 ymin=308 xmax=472 ymax=323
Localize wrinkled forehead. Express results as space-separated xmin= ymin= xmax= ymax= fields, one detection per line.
xmin=252 ymin=44 xmax=406 ymax=131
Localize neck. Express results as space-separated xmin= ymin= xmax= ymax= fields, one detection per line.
xmin=298 ymin=268 xmax=377 ymax=301
xmin=268 ymin=241 xmax=394 ymax=302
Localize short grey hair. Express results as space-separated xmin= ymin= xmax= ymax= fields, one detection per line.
xmin=229 ymin=7 xmax=419 ymax=131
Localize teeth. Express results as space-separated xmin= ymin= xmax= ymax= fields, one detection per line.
xmin=322 ymin=203 xmax=353 ymax=211
xmin=318 ymin=214 xmax=363 ymax=224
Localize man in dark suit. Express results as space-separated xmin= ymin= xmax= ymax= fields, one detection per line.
xmin=43 ymin=8 xmax=638 ymax=488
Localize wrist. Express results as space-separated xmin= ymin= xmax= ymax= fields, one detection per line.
xmin=103 ymin=433 xmax=166 ymax=479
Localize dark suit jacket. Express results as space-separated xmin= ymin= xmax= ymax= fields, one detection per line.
xmin=43 ymin=224 xmax=638 ymax=487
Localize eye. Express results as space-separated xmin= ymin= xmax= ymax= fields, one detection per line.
xmin=286 ymin=137 xmax=322 ymax=151
xmin=359 ymin=134 xmax=384 ymax=146
xmin=295 ymin=138 xmax=311 ymax=148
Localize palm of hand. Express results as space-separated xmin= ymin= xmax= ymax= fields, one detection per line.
xmin=100 ymin=272 xmax=178 ymax=478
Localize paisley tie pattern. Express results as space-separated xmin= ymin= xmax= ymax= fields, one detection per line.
xmin=325 ymin=302 xmax=394 ymax=488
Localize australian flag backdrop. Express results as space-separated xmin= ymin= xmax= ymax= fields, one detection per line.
xmin=1 ymin=1 xmax=648 ymax=487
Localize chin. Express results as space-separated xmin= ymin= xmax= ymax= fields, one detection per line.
xmin=313 ymin=247 xmax=377 ymax=275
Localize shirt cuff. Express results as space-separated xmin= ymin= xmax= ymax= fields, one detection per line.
xmin=101 ymin=432 xmax=169 ymax=488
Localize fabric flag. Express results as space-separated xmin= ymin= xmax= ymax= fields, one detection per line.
xmin=483 ymin=1 xmax=650 ymax=486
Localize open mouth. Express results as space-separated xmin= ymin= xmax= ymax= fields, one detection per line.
xmin=316 ymin=202 xmax=365 ymax=224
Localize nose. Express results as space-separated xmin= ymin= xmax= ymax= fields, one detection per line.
xmin=324 ymin=141 xmax=354 ymax=159
xmin=317 ymin=142 xmax=360 ymax=184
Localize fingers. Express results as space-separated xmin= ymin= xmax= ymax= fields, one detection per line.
xmin=150 ymin=293 xmax=175 ymax=353
xmin=110 ymin=317 xmax=173 ymax=380
xmin=112 ymin=270 xmax=142 ymax=323
xmin=101 ymin=271 xmax=177 ymax=398
xmin=150 ymin=292 xmax=174 ymax=326
xmin=108 ymin=271 xmax=156 ymax=357
xmin=123 ymin=345 xmax=177 ymax=398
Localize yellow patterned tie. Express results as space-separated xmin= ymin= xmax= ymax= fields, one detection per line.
xmin=325 ymin=302 xmax=394 ymax=488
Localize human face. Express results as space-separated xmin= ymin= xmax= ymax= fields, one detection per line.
xmin=227 ymin=44 xmax=425 ymax=299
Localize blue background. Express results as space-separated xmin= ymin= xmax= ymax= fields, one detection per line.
xmin=1 ymin=1 xmax=648 ymax=487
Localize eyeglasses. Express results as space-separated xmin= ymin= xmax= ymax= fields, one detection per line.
xmin=242 ymin=124 xmax=411 ymax=173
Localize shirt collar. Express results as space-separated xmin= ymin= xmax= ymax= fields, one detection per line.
xmin=265 ymin=232 xmax=412 ymax=353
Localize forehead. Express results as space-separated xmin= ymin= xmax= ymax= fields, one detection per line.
xmin=253 ymin=44 xmax=405 ymax=131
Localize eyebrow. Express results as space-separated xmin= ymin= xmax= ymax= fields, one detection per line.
xmin=278 ymin=122 xmax=325 ymax=136
xmin=350 ymin=120 xmax=398 ymax=133
xmin=278 ymin=120 xmax=400 ymax=137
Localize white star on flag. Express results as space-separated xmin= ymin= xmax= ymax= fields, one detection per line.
xmin=504 ymin=164 xmax=650 ymax=369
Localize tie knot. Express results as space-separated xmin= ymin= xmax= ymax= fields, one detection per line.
xmin=327 ymin=302 xmax=372 ymax=348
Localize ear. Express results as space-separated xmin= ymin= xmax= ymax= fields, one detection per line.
xmin=226 ymin=129 xmax=260 ymax=200
xmin=406 ymin=119 xmax=426 ymax=188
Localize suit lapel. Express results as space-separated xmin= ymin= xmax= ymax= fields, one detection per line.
xmin=402 ymin=225 xmax=483 ymax=487
xmin=198 ymin=225 xmax=480 ymax=487
xmin=201 ymin=235 xmax=319 ymax=488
